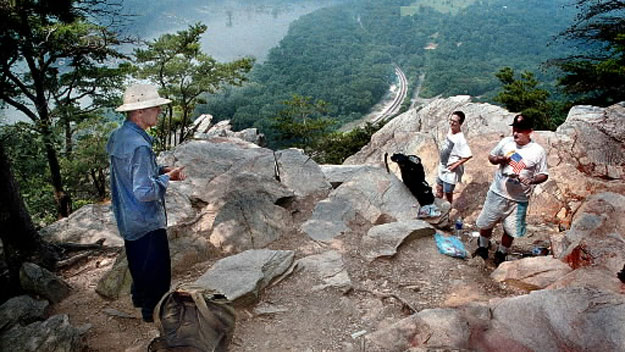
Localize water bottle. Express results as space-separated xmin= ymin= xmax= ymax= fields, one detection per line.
xmin=531 ymin=247 xmax=549 ymax=256
xmin=454 ymin=218 xmax=463 ymax=237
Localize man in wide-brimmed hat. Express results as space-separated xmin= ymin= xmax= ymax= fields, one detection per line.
xmin=106 ymin=84 xmax=186 ymax=322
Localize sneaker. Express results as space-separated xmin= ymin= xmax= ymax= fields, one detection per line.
xmin=494 ymin=251 xmax=506 ymax=266
xmin=617 ymin=265 xmax=625 ymax=283
xmin=132 ymin=297 xmax=143 ymax=308
xmin=473 ymin=247 xmax=488 ymax=260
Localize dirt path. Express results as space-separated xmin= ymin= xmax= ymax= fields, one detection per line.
xmin=51 ymin=208 xmax=556 ymax=351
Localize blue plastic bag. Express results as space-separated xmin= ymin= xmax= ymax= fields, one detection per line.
xmin=434 ymin=233 xmax=468 ymax=259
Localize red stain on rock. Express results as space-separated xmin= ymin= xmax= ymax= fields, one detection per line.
xmin=563 ymin=244 xmax=594 ymax=269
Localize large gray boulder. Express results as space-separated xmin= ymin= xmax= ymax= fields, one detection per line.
xmin=490 ymin=256 xmax=573 ymax=291
xmin=0 ymin=314 xmax=83 ymax=352
xmin=0 ymin=295 xmax=49 ymax=332
xmin=193 ymin=249 xmax=294 ymax=306
xmin=20 ymin=263 xmax=71 ymax=304
xmin=479 ymin=287 xmax=625 ymax=351
xmin=40 ymin=204 xmax=122 ymax=247
xmin=192 ymin=171 xmax=294 ymax=253
xmin=159 ymin=139 xmax=270 ymax=203
xmin=554 ymin=103 xmax=625 ymax=180
xmin=301 ymin=166 xmax=417 ymax=242
xmin=365 ymin=287 xmax=625 ymax=352
xmin=558 ymin=192 xmax=625 ymax=273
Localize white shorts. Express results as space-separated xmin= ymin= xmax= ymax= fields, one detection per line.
xmin=475 ymin=191 xmax=528 ymax=238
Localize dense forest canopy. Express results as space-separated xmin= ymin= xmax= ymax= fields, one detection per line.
xmin=198 ymin=0 xmax=580 ymax=148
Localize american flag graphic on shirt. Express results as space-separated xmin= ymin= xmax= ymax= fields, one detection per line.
xmin=509 ymin=152 xmax=526 ymax=174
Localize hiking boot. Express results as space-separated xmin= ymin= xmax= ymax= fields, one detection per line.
xmin=494 ymin=251 xmax=506 ymax=266
xmin=472 ymin=246 xmax=488 ymax=260
xmin=142 ymin=315 xmax=154 ymax=323
xmin=618 ymin=265 xmax=625 ymax=283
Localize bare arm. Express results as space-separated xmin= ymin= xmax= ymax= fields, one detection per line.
xmin=163 ymin=166 xmax=186 ymax=181
xmin=447 ymin=156 xmax=472 ymax=171
xmin=488 ymin=154 xmax=509 ymax=165
xmin=520 ymin=173 xmax=548 ymax=186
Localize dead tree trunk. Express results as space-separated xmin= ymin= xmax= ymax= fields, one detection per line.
xmin=0 ymin=142 xmax=59 ymax=303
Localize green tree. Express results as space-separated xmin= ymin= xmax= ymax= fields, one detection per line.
xmin=493 ymin=67 xmax=558 ymax=130
xmin=134 ymin=23 xmax=253 ymax=149
xmin=0 ymin=0 xmax=130 ymax=217
xmin=272 ymin=95 xmax=336 ymax=152
xmin=554 ymin=0 xmax=625 ymax=105
xmin=0 ymin=123 xmax=56 ymax=225
xmin=313 ymin=122 xmax=384 ymax=164
xmin=61 ymin=117 xmax=117 ymax=204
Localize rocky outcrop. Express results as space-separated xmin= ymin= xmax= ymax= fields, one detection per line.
xmin=346 ymin=96 xmax=625 ymax=228
xmin=192 ymin=114 xmax=264 ymax=145
xmin=36 ymin=97 xmax=625 ymax=351
xmin=557 ymin=192 xmax=625 ymax=273
xmin=366 ymin=287 xmax=625 ymax=352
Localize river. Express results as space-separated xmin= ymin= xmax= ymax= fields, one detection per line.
xmin=127 ymin=0 xmax=345 ymax=63
xmin=1 ymin=0 xmax=344 ymax=124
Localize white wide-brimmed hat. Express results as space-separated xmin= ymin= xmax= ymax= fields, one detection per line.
xmin=115 ymin=84 xmax=172 ymax=112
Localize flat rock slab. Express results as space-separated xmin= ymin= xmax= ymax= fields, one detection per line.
xmin=295 ymin=250 xmax=351 ymax=291
xmin=193 ymin=249 xmax=294 ymax=306
xmin=490 ymin=256 xmax=572 ymax=291
xmin=360 ymin=220 xmax=435 ymax=262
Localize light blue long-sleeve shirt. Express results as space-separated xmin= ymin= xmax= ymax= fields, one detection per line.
xmin=106 ymin=120 xmax=169 ymax=241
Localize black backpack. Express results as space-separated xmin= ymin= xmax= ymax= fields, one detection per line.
xmin=148 ymin=287 xmax=235 ymax=352
xmin=387 ymin=153 xmax=435 ymax=206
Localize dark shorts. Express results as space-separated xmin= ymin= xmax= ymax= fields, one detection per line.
xmin=436 ymin=177 xmax=456 ymax=193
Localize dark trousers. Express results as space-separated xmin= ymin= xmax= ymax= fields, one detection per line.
xmin=124 ymin=229 xmax=171 ymax=321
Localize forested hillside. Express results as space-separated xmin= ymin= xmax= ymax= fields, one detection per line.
xmin=199 ymin=0 xmax=579 ymax=147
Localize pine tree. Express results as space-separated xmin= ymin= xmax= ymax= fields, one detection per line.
xmin=0 ymin=0 xmax=130 ymax=217
xmin=554 ymin=0 xmax=625 ymax=105
xmin=493 ymin=67 xmax=558 ymax=130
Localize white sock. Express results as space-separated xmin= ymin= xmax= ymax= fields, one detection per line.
xmin=478 ymin=236 xmax=490 ymax=248
xmin=497 ymin=244 xmax=509 ymax=254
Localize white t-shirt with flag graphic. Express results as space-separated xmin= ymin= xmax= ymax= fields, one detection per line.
xmin=489 ymin=137 xmax=548 ymax=202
